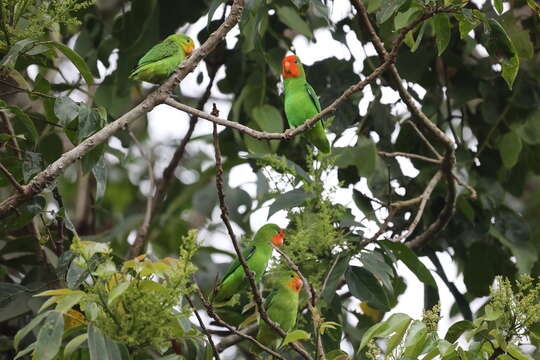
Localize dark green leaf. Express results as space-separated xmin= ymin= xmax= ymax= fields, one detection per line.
xmin=494 ymin=0 xmax=503 ymax=14
xmin=498 ymin=131 xmax=522 ymax=168
xmin=54 ymin=97 xmax=79 ymax=127
xmin=356 ymin=136 xmax=378 ymax=177
xmin=322 ymin=255 xmax=350 ymax=303
xmin=445 ymin=320 xmax=474 ymax=343
xmin=276 ymin=6 xmax=312 ymax=38
xmin=345 ymin=266 xmax=390 ymax=311
xmin=268 ymin=189 xmax=313 ymax=218
xmin=376 ymin=0 xmax=407 ymax=24
xmin=78 ymin=105 xmax=101 ymax=142
xmin=433 ymin=14 xmax=451 ymax=56
xmin=22 ymin=151 xmax=42 ymax=183
xmin=516 ymin=109 xmax=540 ymax=145
xmin=380 ymin=240 xmax=437 ymax=287
xmin=0 ymin=39 xmax=35 ymax=68
xmin=43 ymin=41 xmax=94 ymax=85
xmin=486 ymin=19 xmax=519 ymax=89
xmin=0 ymin=196 xmax=45 ymax=234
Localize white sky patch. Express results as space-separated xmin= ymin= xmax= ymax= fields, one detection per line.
xmin=293 ymin=28 xmax=351 ymax=64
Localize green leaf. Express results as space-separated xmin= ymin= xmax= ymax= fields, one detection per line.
xmin=35 ymin=311 xmax=64 ymax=360
xmin=276 ymin=6 xmax=312 ymax=38
xmin=490 ymin=217 xmax=536 ymax=274
xmin=494 ymin=0 xmax=503 ymax=14
xmin=356 ymin=136 xmax=378 ymax=177
xmin=14 ymin=310 xmax=52 ymax=350
xmin=64 ymin=333 xmax=88 ymax=359
xmin=268 ymin=189 xmax=313 ymax=218
xmin=14 ymin=342 xmax=36 ymax=360
xmin=0 ymin=39 xmax=35 ymax=68
xmin=360 ymin=251 xmax=394 ymax=291
xmin=411 ymin=21 xmax=428 ymax=53
xmin=498 ymin=131 xmax=522 ymax=168
xmin=322 ymin=255 xmax=350 ymax=303
xmin=22 ymin=151 xmax=42 ymax=183
xmin=455 ymin=9 xmax=482 ymax=39
xmin=54 ymin=97 xmax=79 ymax=127
xmin=444 ymin=320 xmax=474 ymax=343
xmin=516 ymin=109 xmax=540 ymax=145
xmin=92 ymin=156 xmax=108 ymax=200
xmin=251 ymin=105 xmax=283 ymax=151
xmin=78 ymin=105 xmax=101 ymax=142
xmin=1 ymin=101 xmax=38 ymax=144
xmin=433 ymin=14 xmax=451 ymax=56
xmin=358 ymin=313 xmax=412 ymax=351
xmin=56 ymin=293 xmax=85 ymax=313
xmin=0 ymin=196 xmax=45 ymax=234
xmin=380 ymin=240 xmax=437 ymax=287
xmin=43 ymin=41 xmax=94 ymax=85
xmin=486 ymin=19 xmax=519 ymax=89
xmin=394 ymin=6 xmax=422 ymax=30
xmin=281 ymin=329 xmax=311 ymax=347
xmin=402 ymin=320 xmax=428 ymax=358
xmin=376 ymin=0 xmax=407 ymax=24
xmin=88 ymin=325 xmax=122 ymax=360
xmin=108 ymin=282 xmax=130 ymax=306
xmin=345 ymin=266 xmax=390 ymax=311
xmin=353 ymin=190 xmax=377 ymax=222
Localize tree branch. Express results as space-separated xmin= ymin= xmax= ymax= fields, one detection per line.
xmin=192 ymin=280 xmax=287 ymax=359
xmin=211 ymin=104 xmax=312 ymax=360
xmin=185 ymin=295 xmax=221 ymax=360
xmin=353 ymin=0 xmax=457 ymax=248
xmin=216 ymin=324 xmax=258 ymax=352
xmin=0 ymin=0 xmax=245 ymax=218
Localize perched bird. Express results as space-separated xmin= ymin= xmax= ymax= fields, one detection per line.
xmin=282 ymin=55 xmax=331 ymax=153
xmin=253 ymin=271 xmax=303 ymax=353
xmin=129 ymin=34 xmax=195 ymax=84
xmin=213 ymin=224 xmax=285 ymax=304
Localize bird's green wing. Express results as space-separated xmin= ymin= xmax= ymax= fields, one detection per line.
xmin=305 ymin=83 xmax=322 ymax=113
xmin=136 ymin=39 xmax=179 ymax=67
xmin=263 ymin=289 xmax=277 ymax=310
xmin=220 ymin=245 xmax=257 ymax=284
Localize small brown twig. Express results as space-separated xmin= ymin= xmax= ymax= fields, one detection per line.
xmin=128 ymin=130 xmax=156 ymax=258
xmin=0 ymin=162 xmax=24 ymax=193
xmin=378 ymin=151 xmax=440 ymax=164
xmin=212 ymin=104 xmax=312 ymax=360
xmin=185 ymin=295 xmax=221 ymax=360
xmin=192 ymin=281 xmax=286 ymax=359
xmin=215 ymin=324 xmax=258 ymax=352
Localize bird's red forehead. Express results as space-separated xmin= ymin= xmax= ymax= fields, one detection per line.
xmin=282 ymin=55 xmax=300 ymax=78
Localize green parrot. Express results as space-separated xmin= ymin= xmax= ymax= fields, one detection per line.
xmin=212 ymin=224 xmax=285 ymax=304
xmin=129 ymin=34 xmax=195 ymax=84
xmin=252 ymin=271 xmax=303 ymax=353
xmin=282 ymin=55 xmax=331 ymax=153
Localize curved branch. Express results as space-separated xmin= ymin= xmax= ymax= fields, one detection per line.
xmin=0 ymin=0 xmax=245 ymax=218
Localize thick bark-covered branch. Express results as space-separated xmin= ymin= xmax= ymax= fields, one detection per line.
xmin=0 ymin=0 xmax=245 ymax=218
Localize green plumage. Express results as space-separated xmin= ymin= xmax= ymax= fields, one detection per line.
xmin=283 ymin=57 xmax=331 ymax=153
xmin=213 ymin=224 xmax=281 ymax=304
xmin=253 ymin=271 xmax=301 ymax=353
xmin=129 ymin=34 xmax=194 ymax=84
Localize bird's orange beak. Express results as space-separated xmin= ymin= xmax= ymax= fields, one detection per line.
xmin=288 ymin=273 xmax=303 ymax=292
xmin=272 ymin=228 xmax=285 ymax=247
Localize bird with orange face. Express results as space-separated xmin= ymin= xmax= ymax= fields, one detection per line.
xmin=212 ymin=224 xmax=285 ymax=304
xmin=281 ymin=55 xmax=331 ymax=153
xmin=252 ymin=271 xmax=304 ymax=353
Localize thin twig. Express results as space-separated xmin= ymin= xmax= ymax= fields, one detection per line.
xmin=0 ymin=162 xmax=24 ymax=193
xmin=378 ymin=151 xmax=440 ymax=164
xmin=192 ymin=282 xmax=286 ymax=359
xmin=52 ymin=187 xmax=65 ymax=256
xmin=185 ymin=295 xmax=221 ymax=360
xmin=216 ymin=324 xmax=258 ymax=352
xmin=405 ymin=120 xmax=443 ymax=159
xmin=391 ymin=171 xmax=442 ymax=243
xmin=212 ymin=104 xmax=312 ymax=360
xmin=358 ymin=207 xmax=398 ymax=248
xmin=128 ymin=130 xmax=156 ymax=258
